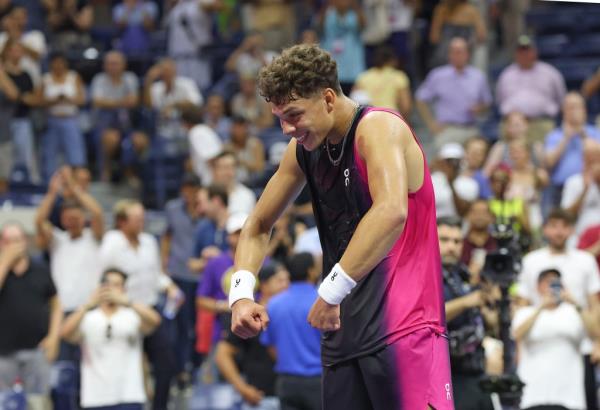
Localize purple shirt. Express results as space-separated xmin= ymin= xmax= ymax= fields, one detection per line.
xmin=196 ymin=252 xmax=234 ymax=301
xmin=416 ymin=65 xmax=492 ymax=125
xmin=496 ymin=61 xmax=566 ymax=118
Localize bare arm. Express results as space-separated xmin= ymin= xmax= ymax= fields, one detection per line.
xmin=71 ymin=185 xmax=104 ymax=241
xmin=416 ymin=100 xmax=440 ymax=134
xmin=445 ymin=291 xmax=482 ymax=322
xmin=160 ymin=233 xmax=172 ymax=271
xmin=196 ymin=296 xmax=231 ymax=314
xmin=429 ymin=6 xmax=445 ymax=44
xmin=396 ymin=87 xmax=412 ymax=120
xmin=512 ymin=307 xmax=543 ymax=341
xmin=0 ymin=67 xmax=20 ymax=101
xmin=582 ymin=70 xmax=600 ymax=99
xmin=215 ymin=341 xmax=246 ymax=391
xmin=131 ymin=302 xmax=161 ymax=335
xmin=35 ymin=175 xmax=61 ymax=250
xmin=338 ymin=112 xmax=408 ymax=279
xmin=61 ymin=303 xmax=90 ymax=344
xmin=234 ymin=140 xmax=306 ymax=274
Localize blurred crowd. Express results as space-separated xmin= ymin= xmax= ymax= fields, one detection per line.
xmin=1 ymin=0 xmax=600 ymax=409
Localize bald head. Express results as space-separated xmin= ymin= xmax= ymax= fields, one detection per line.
xmin=0 ymin=222 xmax=27 ymax=248
xmin=448 ymin=37 xmax=469 ymax=70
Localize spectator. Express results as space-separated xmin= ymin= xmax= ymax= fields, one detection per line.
xmin=353 ymin=45 xmax=412 ymax=118
xmin=196 ymin=213 xmax=248 ymax=349
xmin=460 ymin=199 xmax=496 ymax=278
xmin=61 ymin=268 xmax=161 ymax=410
xmin=582 ymin=66 xmax=600 ymax=127
xmin=517 ymin=208 xmax=600 ymax=410
xmin=432 ymin=142 xmax=480 ymax=218
xmin=319 ymin=0 xmax=365 ymax=95
xmin=160 ymin=173 xmax=202 ymax=386
xmin=496 ymin=35 xmax=566 ymax=143
xmin=215 ymin=263 xmax=289 ymax=409
xmin=166 ymin=0 xmax=219 ymax=91
xmin=437 ymin=216 xmax=494 ymax=410
xmin=112 ymin=0 xmax=159 ymax=57
xmin=35 ymin=168 xmax=104 ymax=313
xmin=41 ymin=52 xmax=87 ymax=182
xmin=416 ymin=37 xmax=491 ymax=149
xmin=211 ymin=151 xmax=257 ymax=215
xmin=578 ymin=223 xmax=600 ymax=270
xmin=488 ymin=164 xmax=532 ymax=244
xmin=181 ymin=105 xmax=223 ymax=185
xmin=43 ymin=0 xmax=94 ymax=52
xmin=244 ymin=0 xmax=295 ymax=52
xmin=48 ymin=166 xmax=92 ymax=229
xmin=544 ymin=92 xmax=600 ymax=218
xmin=561 ymin=139 xmax=600 ymax=241
xmin=91 ymin=50 xmax=145 ymax=184
xmin=506 ymin=139 xmax=547 ymax=232
xmin=429 ymin=0 xmax=487 ymax=71
xmin=512 ymin=268 xmax=593 ymax=410
xmin=224 ymin=116 xmax=266 ymax=185
xmin=225 ymin=32 xmax=278 ymax=78
xmin=188 ymin=184 xmax=229 ymax=274
xmin=230 ymin=73 xmax=274 ymax=131
xmin=260 ymin=252 xmax=322 ymax=410
xmin=484 ymin=111 xmax=544 ymax=177
xmin=204 ymin=94 xmax=232 ymax=141
xmin=0 ymin=38 xmax=40 ymax=184
xmin=0 ymin=6 xmax=47 ymax=86
xmin=143 ymin=58 xmax=203 ymax=154
xmin=462 ymin=136 xmax=491 ymax=199
xmin=100 ymin=199 xmax=180 ymax=410
xmin=0 ymin=222 xmax=62 ymax=409
xmin=266 ymin=210 xmax=295 ymax=264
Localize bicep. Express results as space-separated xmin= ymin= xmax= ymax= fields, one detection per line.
xmin=356 ymin=113 xmax=409 ymax=211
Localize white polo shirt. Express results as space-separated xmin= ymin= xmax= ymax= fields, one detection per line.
xmin=100 ymin=230 xmax=169 ymax=306
xmin=80 ymin=307 xmax=146 ymax=407
xmin=50 ymin=227 xmax=102 ymax=311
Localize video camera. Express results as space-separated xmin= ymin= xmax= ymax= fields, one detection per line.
xmin=481 ymin=220 xmax=522 ymax=288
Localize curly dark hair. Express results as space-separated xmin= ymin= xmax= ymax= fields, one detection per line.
xmin=257 ymin=44 xmax=342 ymax=106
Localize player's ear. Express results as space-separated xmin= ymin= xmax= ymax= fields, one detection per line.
xmin=323 ymin=89 xmax=336 ymax=113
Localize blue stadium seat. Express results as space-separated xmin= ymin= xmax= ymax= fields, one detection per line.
xmin=568 ymin=34 xmax=600 ymax=58
xmin=536 ymin=34 xmax=570 ymax=59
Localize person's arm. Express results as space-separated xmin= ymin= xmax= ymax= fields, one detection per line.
xmin=39 ymin=295 xmax=63 ymax=362
xmin=582 ymin=69 xmax=600 ymax=99
xmin=471 ymin=5 xmax=487 ymax=43
xmin=61 ymin=291 xmax=99 ymax=344
xmin=160 ymin=233 xmax=172 ymax=271
xmin=215 ymin=340 xmax=264 ymax=405
xmin=72 ymin=74 xmax=86 ymax=107
xmin=101 ymin=287 xmax=161 ymax=334
xmin=445 ymin=290 xmax=482 ymax=322
xmin=429 ymin=5 xmax=445 ymax=44
xmin=512 ymin=306 xmax=544 ymax=341
xmin=35 ymin=173 xmax=62 ymax=250
xmin=416 ymin=99 xmax=443 ymax=135
xmin=545 ymin=131 xmax=575 ymax=169
xmin=0 ymin=65 xmax=20 ymax=101
xmin=396 ymin=87 xmax=412 ymax=120
xmin=246 ymin=138 xmax=266 ymax=173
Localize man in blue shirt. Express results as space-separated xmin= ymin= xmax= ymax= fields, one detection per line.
xmin=261 ymin=252 xmax=322 ymax=410
xmin=543 ymin=92 xmax=600 ymax=218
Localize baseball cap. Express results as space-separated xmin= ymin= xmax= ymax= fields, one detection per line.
xmin=438 ymin=143 xmax=465 ymax=160
xmin=226 ymin=213 xmax=248 ymax=234
xmin=517 ymin=35 xmax=534 ymax=49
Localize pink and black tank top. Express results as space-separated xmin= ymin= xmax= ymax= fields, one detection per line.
xmin=296 ymin=106 xmax=447 ymax=366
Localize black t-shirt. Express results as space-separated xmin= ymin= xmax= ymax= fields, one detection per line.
xmin=224 ymin=328 xmax=276 ymax=396
xmin=7 ymin=71 xmax=33 ymax=118
xmin=0 ymin=259 xmax=57 ymax=355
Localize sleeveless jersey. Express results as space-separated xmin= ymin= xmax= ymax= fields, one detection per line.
xmin=296 ymin=106 xmax=447 ymax=365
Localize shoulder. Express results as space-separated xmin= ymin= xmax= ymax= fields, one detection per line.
xmin=356 ymin=109 xmax=410 ymax=144
xmin=569 ymin=248 xmax=598 ymax=266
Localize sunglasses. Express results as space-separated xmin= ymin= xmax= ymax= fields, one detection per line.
xmin=106 ymin=323 xmax=112 ymax=340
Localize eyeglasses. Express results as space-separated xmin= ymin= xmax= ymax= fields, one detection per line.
xmin=106 ymin=323 xmax=112 ymax=340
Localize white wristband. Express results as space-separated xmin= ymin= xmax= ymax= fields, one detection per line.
xmin=229 ymin=270 xmax=256 ymax=308
xmin=318 ymin=263 xmax=357 ymax=305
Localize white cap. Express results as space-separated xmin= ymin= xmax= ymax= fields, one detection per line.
xmin=438 ymin=143 xmax=465 ymax=160
xmin=226 ymin=213 xmax=248 ymax=234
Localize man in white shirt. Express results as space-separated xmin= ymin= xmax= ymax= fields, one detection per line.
xmin=181 ymin=105 xmax=222 ymax=184
xmin=211 ymin=151 xmax=256 ymax=215
xmin=100 ymin=199 xmax=181 ymax=410
xmin=432 ymin=143 xmax=480 ymax=218
xmin=61 ymin=268 xmax=161 ymax=410
xmin=143 ymin=58 xmax=203 ymax=149
xmin=561 ymin=139 xmax=600 ymax=241
xmin=35 ymin=168 xmax=104 ymax=313
xmin=518 ymin=208 xmax=600 ymax=410
xmin=512 ymin=268 xmax=591 ymax=410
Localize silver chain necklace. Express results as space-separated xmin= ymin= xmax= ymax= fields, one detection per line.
xmin=325 ymin=104 xmax=359 ymax=166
